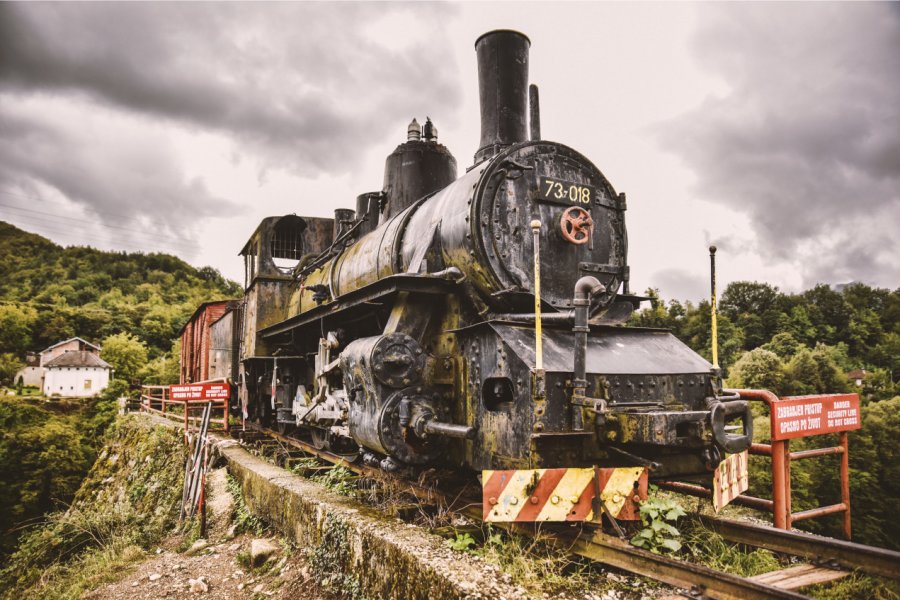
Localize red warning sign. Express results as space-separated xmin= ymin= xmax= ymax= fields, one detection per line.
xmin=770 ymin=394 xmax=860 ymax=441
xmin=169 ymin=382 xmax=231 ymax=401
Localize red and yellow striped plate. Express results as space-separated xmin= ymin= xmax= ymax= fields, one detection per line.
xmin=482 ymin=467 xmax=648 ymax=522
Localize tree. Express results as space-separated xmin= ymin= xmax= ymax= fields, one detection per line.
xmin=138 ymin=353 xmax=180 ymax=385
xmin=762 ymin=332 xmax=802 ymax=359
xmin=0 ymin=305 xmax=37 ymax=355
xmin=726 ymin=348 xmax=785 ymax=393
xmin=0 ymin=353 xmax=24 ymax=386
xmin=783 ymin=345 xmax=850 ymax=395
xmin=720 ymin=281 xmax=780 ymax=319
xmin=100 ymin=332 xmax=148 ymax=382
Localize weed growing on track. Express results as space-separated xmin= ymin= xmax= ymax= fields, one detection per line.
xmin=311 ymin=466 xmax=359 ymax=497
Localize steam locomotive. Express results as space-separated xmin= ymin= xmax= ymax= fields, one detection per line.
xmin=223 ymin=30 xmax=752 ymax=521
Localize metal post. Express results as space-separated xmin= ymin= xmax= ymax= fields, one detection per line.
xmin=531 ymin=220 xmax=543 ymax=372
xmin=840 ymin=431 xmax=851 ymax=539
xmin=771 ymin=439 xmax=787 ymax=529
xmin=784 ymin=440 xmax=793 ymax=528
xmin=709 ymin=245 xmax=719 ymax=369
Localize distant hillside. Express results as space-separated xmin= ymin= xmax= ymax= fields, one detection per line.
xmin=0 ymin=221 xmax=241 ymax=359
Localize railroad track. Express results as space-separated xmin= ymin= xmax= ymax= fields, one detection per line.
xmin=230 ymin=424 xmax=899 ymax=600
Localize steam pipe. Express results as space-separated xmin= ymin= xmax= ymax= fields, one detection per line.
xmin=474 ymin=30 xmax=531 ymax=163
xmin=572 ymin=276 xmax=605 ymax=431
xmin=493 ymin=311 xmax=574 ymax=323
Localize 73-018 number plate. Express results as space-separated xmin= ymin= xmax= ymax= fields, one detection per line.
xmin=538 ymin=176 xmax=595 ymax=207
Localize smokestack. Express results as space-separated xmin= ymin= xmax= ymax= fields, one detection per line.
xmin=474 ymin=30 xmax=531 ymax=164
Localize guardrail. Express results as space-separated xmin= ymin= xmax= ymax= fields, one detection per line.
xmin=661 ymin=388 xmax=860 ymax=539
xmin=140 ymin=379 xmax=232 ymax=441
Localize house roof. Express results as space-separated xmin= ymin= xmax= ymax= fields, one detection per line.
xmin=44 ymin=351 xmax=112 ymax=369
xmin=40 ymin=337 xmax=101 ymax=354
xmin=846 ymin=369 xmax=868 ymax=379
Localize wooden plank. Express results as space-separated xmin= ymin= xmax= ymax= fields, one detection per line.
xmin=752 ymin=565 xmax=816 ymax=585
xmin=750 ymin=565 xmax=848 ymax=590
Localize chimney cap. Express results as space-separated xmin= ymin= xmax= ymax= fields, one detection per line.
xmin=475 ymin=29 xmax=530 ymax=49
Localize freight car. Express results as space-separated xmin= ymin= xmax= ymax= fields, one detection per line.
xmin=217 ymin=30 xmax=752 ymax=522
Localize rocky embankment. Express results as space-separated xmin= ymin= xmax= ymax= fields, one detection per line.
xmin=0 ymin=415 xmax=325 ymax=599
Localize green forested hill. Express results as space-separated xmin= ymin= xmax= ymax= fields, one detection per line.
xmin=0 ymin=221 xmax=241 ymax=381
xmin=630 ymin=280 xmax=900 ymax=401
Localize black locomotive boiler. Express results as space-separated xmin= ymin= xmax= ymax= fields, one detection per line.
xmin=231 ymin=30 xmax=752 ymax=520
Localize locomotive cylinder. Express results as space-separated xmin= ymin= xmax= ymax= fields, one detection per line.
xmin=474 ymin=30 xmax=531 ymax=163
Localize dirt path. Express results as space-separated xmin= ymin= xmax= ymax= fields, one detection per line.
xmin=83 ymin=533 xmax=327 ymax=600
xmin=84 ymin=467 xmax=330 ymax=600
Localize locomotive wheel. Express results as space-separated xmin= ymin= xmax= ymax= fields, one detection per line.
xmin=310 ymin=427 xmax=328 ymax=450
xmin=276 ymin=421 xmax=295 ymax=436
xmin=330 ymin=437 xmax=361 ymax=463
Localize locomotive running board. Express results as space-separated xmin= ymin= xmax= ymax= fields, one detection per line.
xmin=482 ymin=467 xmax=648 ymax=522
xmin=260 ymin=273 xmax=459 ymax=339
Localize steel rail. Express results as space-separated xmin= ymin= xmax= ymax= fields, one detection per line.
xmin=233 ymin=424 xmax=814 ymax=599
xmin=700 ymin=516 xmax=900 ymax=580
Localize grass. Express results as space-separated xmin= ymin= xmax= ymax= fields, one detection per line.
xmin=807 ymin=572 xmax=900 ymax=600
xmin=441 ymin=524 xmax=658 ymax=597
xmin=681 ymin=520 xmax=782 ymax=577
xmin=226 ymin=473 xmax=267 ymax=536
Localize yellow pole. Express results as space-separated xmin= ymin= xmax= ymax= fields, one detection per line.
xmin=531 ymin=220 xmax=543 ymax=370
xmin=710 ymin=245 xmax=719 ymax=369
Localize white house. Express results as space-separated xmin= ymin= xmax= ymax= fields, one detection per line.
xmin=14 ymin=337 xmax=106 ymax=392
xmin=42 ymin=351 xmax=112 ymax=398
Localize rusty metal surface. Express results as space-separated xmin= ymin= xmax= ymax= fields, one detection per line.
xmin=490 ymin=322 xmax=712 ymax=375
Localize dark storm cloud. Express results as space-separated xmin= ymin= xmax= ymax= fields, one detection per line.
xmin=0 ymin=2 xmax=462 ymax=174
xmin=0 ymin=3 xmax=462 ymax=238
xmin=0 ymin=104 xmax=233 ymax=246
xmin=658 ymin=4 xmax=900 ymax=288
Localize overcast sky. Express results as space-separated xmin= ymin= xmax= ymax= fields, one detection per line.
xmin=1 ymin=2 xmax=897 ymax=301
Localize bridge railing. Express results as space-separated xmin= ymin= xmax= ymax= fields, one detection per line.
xmin=140 ymin=379 xmax=232 ymax=441
xmin=660 ymin=388 xmax=860 ymax=539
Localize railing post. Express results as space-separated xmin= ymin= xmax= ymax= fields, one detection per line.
xmin=840 ymin=431 xmax=851 ymax=540
xmin=771 ymin=438 xmax=787 ymax=529
xmin=783 ymin=439 xmax=792 ymax=529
